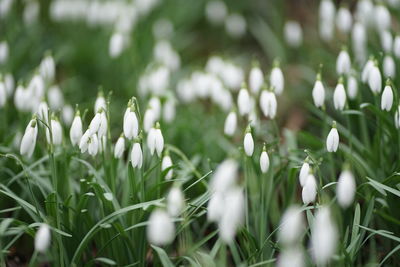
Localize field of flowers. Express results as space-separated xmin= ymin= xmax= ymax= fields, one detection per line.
xmin=1 ymin=0 xmax=400 ymax=266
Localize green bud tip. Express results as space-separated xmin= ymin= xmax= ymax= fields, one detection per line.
xmin=332 ymin=121 xmax=337 ymax=128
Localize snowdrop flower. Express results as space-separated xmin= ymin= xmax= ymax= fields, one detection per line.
xmin=374 ymin=5 xmax=391 ymax=32
xmin=355 ymin=0 xmax=373 ymax=26
xmin=260 ymin=144 xmax=269 ymax=173
xmin=70 ymin=111 xmax=83 ymax=146
xmin=299 ymin=159 xmax=310 ymax=187
xmin=270 ymin=62 xmax=284 ymax=95
xmin=20 ymin=118 xmax=38 ymax=158
xmin=224 ymin=111 xmax=237 ymax=136
xmin=237 ymin=86 xmax=251 ymax=116
xmin=381 ymin=82 xmax=393 ymax=111
xmin=284 ymin=20 xmax=303 ymax=48
xmin=131 ymin=142 xmax=143 ymax=168
xmin=147 ymin=123 xmax=164 ymax=157
xmin=123 ymin=101 xmax=139 ymax=139
xmin=37 ymin=101 xmax=49 ymax=124
xmin=0 ymin=41 xmax=8 ymax=65
xmin=0 ymin=0 xmax=13 ymax=18
xmin=94 ymin=92 xmax=106 ymax=113
xmin=312 ymin=74 xmax=325 ymax=108
xmin=243 ymin=126 xmax=254 ymax=157
xmin=88 ymin=134 xmax=99 ymax=156
xmin=207 ymin=192 xmax=224 ymax=222
xmin=46 ymin=116 xmax=62 ymax=145
xmin=109 ymin=32 xmax=126 ymax=58
xmin=368 ymin=62 xmax=382 ymax=94
xmin=39 ymin=53 xmax=55 ymax=83
xmin=167 ymin=186 xmax=185 ymax=217
xmin=337 ymin=169 xmax=356 ymax=208
xmin=0 ymin=80 xmax=6 ymax=107
xmin=278 ymin=205 xmax=304 ymax=245
xmin=114 ymin=135 xmax=125 ymax=159
xmin=79 ymin=130 xmax=91 ymax=153
xmin=336 ymin=6 xmax=352 ymax=34
xmin=336 ymin=49 xmax=351 ymax=75
xmin=162 ymin=153 xmax=173 ymax=180
xmin=383 ymin=55 xmax=395 ymax=78
xmin=361 ymin=58 xmax=374 ymax=83
xmin=311 ymin=207 xmax=337 ymax=265
xmin=62 ymin=105 xmax=74 ymax=126
xmin=14 ymin=85 xmax=30 ymax=112
xmin=210 ymin=159 xmax=238 ymax=194
xmin=143 ymin=108 xmax=156 ymax=132
xmin=394 ymin=36 xmax=400 ymax=58
xmin=249 ymin=63 xmax=264 ymax=94
xmin=163 ymin=97 xmax=176 ymax=123
xmin=225 ymin=13 xmax=246 ymax=38
xmin=205 ymin=0 xmax=227 ymax=25
xmin=88 ymin=112 xmax=101 ymax=135
xmin=302 ymin=173 xmax=317 ymax=205
xmin=333 ymin=78 xmax=347 ymax=111
xmin=326 ymin=122 xmax=339 ymax=152
xmin=4 ymin=73 xmax=14 ymax=97
xmin=347 ymin=75 xmax=358 ymax=100
xmin=395 ymin=105 xmax=400 ymax=129
xmin=35 ymin=224 xmax=51 ymax=253
xmin=260 ymin=89 xmax=277 ymax=119
xmin=352 ymin=22 xmax=366 ymax=64
xmin=219 ymin=187 xmax=244 ymax=243
xmin=277 ymin=247 xmax=305 ymax=267
xmin=380 ymin=30 xmax=393 ymax=53
xmin=47 ymin=85 xmax=63 ymax=110
xmin=149 ymin=97 xmax=161 ymax=120
xmin=147 ymin=209 xmax=175 ymax=246
xmin=319 ymin=0 xmax=336 ymax=41
xmin=97 ymin=110 xmax=108 ymax=138
xmin=29 ymin=74 xmax=45 ymax=101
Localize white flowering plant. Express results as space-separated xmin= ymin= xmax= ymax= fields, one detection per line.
xmin=0 ymin=0 xmax=400 ymax=266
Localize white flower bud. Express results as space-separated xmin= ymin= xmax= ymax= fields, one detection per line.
xmin=0 ymin=81 xmax=7 ymax=107
xmin=0 ymin=41 xmax=9 ymax=65
xmin=311 ymin=207 xmax=338 ymax=265
xmin=94 ymin=94 xmax=106 ymax=113
xmin=333 ymin=81 xmax=346 ymax=111
xmin=260 ymin=90 xmax=277 ymax=119
xmin=225 ymin=13 xmax=246 ymax=39
xmin=143 ymin=108 xmax=156 ymax=132
xmin=79 ymin=130 xmax=91 ymax=153
xmin=249 ymin=66 xmax=263 ymax=94
xmin=319 ymin=0 xmax=336 ymax=41
xmin=4 ymin=73 xmax=14 ymax=97
xmin=205 ymin=0 xmax=227 ymax=25
xmin=284 ymin=21 xmax=303 ymax=48
xmin=237 ymin=88 xmax=251 ymax=116
xmin=374 ymin=5 xmax=391 ymax=32
xmin=167 ymin=186 xmax=185 ymax=217
xmin=383 ymin=55 xmax=395 ymax=78
xmin=131 ymin=142 xmax=143 ymax=168
xmin=89 ymin=113 xmax=101 ymax=135
xmin=312 ymin=79 xmax=325 ymax=108
xmin=97 ymin=111 xmax=108 ymax=138
xmin=278 ymin=205 xmax=304 ymax=245
xmin=394 ymin=36 xmax=400 ymax=58
xmin=39 ymin=54 xmax=55 ymax=83
xmin=70 ymin=114 xmax=83 ymax=146
xmin=20 ymin=119 xmax=38 ymax=157
xmin=88 ymin=134 xmax=99 ymax=156
xmin=347 ymin=75 xmax=358 ymax=100
xmin=302 ymin=173 xmax=317 ymax=205
xmin=207 ymin=192 xmax=224 ymax=222
xmin=336 ymin=7 xmax=352 ymax=34
xmin=62 ymin=105 xmax=74 ymax=126
xmin=361 ymin=59 xmax=374 ymax=83
xmin=47 ymin=85 xmax=63 ymax=110
xmin=124 ymin=108 xmax=139 ymax=140
xmin=147 ymin=209 xmax=175 ymax=246
xmin=162 ymin=154 xmax=173 ymax=180
xmin=337 ymin=170 xmax=356 ymax=208
xmin=326 ymin=125 xmax=339 ymax=152
xmin=299 ymin=161 xmax=310 ymax=187
xmin=149 ymin=97 xmax=161 ymax=121
xmin=380 ymin=30 xmax=393 ymax=53
xmin=395 ymin=105 xmax=400 ymax=129
xmin=277 ymin=246 xmax=305 ymax=267
xmin=46 ymin=118 xmax=62 ymax=145
xmin=109 ymin=32 xmax=126 ymax=58
xmin=368 ymin=64 xmax=382 ymax=94
xmin=114 ymin=136 xmax=125 ymax=159
xmin=381 ymin=84 xmax=393 ymax=111
xmin=243 ymin=130 xmax=254 ymax=157
xmin=352 ymin=22 xmax=366 ymax=64
xmin=224 ymin=111 xmax=237 ymax=136
xmin=147 ymin=125 xmax=164 ymax=157
xmin=336 ymin=50 xmax=351 ymax=75
xmin=355 ymin=0 xmax=373 ymax=26
xmin=210 ymin=159 xmax=238 ymax=194
xmin=163 ymin=98 xmax=176 ymax=123
xmin=219 ymin=187 xmax=245 ymax=243
xmin=270 ymin=65 xmax=284 ymax=95
xmin=35 ymin=224 xmax=51 ymax=253
xmin=260 ymin=149 xmax=270 ymax=173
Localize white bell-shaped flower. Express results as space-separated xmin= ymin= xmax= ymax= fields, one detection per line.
xmin=312 ymin=74 xmax=325 ymax=108
xmin=224 ymin=111 xmax=237 ymax=136
xmin=123 ymin=101 xmax=139 ymax=139
xmin=270 ymin=62 xmax=284 ymax=95
xmin=131 ymin=142 xmax=143 ymax=168
xmin=147 ymin=123 xmax=164 ymax=157
xmin=368 ymin=63 xmax=382 ymax=94
xmin=337 ymin=169 xmax=356 ymax=208
xmin=326 ymin=122 xmax=339 ymax=152
xmin=333 ymin=78 xmax=347 ymax=111
xmin=162 ymin=153 xmax=173 ymax=180
xmin=147 ymin=209 xmax=175 ymax=246
xmin=278 ymin=205 xmax=304 ymax=245
xmin=70 ymin=111 xmax=83 ymax=146
xmin=46 ymin=116 xmax=62 ymax=145
xmin=383 ymin=55 xmax=395 ymax=78
xmin=20 ymin=118 xmax=38 ymax=157
xmin=249 ymin=64 xmax=264 ymax=94
xmin=299 ymin=160 xmax=310 ymax=187
xmin=260 ymin=144 xmax=269 ymax=173
xmin=35 ymin=223 xmax=51 ymax=253
xmin=336 ymin=49 xmax=351 ymax=75
xmin=260 ymin=88 xmax=277 ymax=119
xmin=347 ymin=75 xmax=358 ymax=100
xmin=114 ymin=135 xmax=125 ymax=159
xmin=167 ymin=186 xmax=185 ymax=217
xmin=237 ymin=86 xmax=251 ymax=116
xmin=243 ymin=126 xmax=254 ymax=157
xmin=381 ymin=82 xmax=393 ymax=111
xmin=302 ymin=173 xmax=317 ymax=205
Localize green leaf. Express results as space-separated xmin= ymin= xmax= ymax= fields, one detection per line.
xmin=151 ymin=245 xmax=174 ymax=267
xmin=367 ymin=177 xmax=400 ymax=197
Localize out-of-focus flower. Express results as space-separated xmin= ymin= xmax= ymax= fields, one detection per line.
xmin=147 ymin=209 xmax=175 ymax=246
xmin=237 ymin=86 xmax=251 ymax=116
xmin=278 ymin=205 xmax=304 ymax=245
xmin=162 ymin=153 xmax=173 ymax=180
xmin=249 ymin=64 xmax=264 ymax=94
xmin=114 ymin=135 xmax=125 ymax=159
xmin=225 ymin=13 xmax=246 ymax=38
xmin=224 ymin=111 xmax=237 ymax=136
xmin=383 ymin=55 xmax=395 ymax=78
xmin=205 ymin=1 xmax=227 ymax=25
xmin=284 ymin=20 xmax=303 ymax=48
xmin=336 ymin=49 xmax=351 ymax=75
xmin=260 ymin=89 xmax=277 ymax=119
xmin=167 ymin=186 xmax=185 ymax=217
xmin=319 ymin=0 xmax=336 ymax=41
xmin=70 ymin=111 xmax=83 ymax=146
xmin=368 ymin=63 xmax=382 ymax=94
xmin=35 ymin=224 xmax=51 ymax=253
xmin=270 ymin=62 xmax=284 ymax=95
xmin=337 ymin=169 xmax=356 ymax=208
xmin=347 ymin=75 xmax=358 ymax=100
xmin=302 ymin=173 xmax=317 ymax=205
xmin=336 ymin=6 xmax=352 ymax=34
